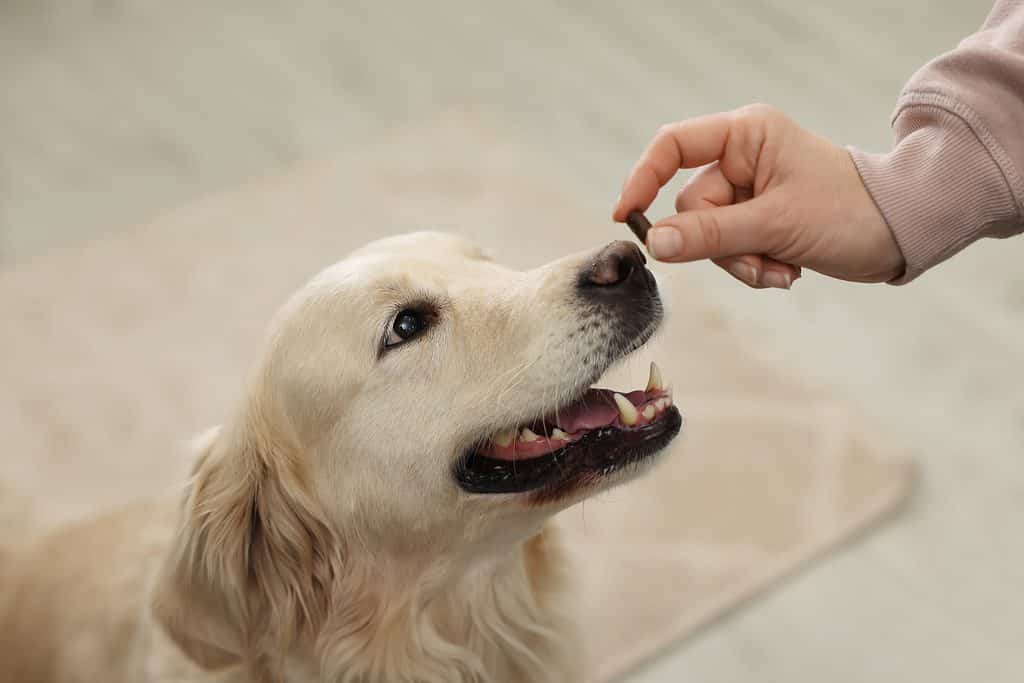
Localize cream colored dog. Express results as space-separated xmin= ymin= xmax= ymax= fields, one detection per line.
xmin=0 ymin=232 xmax=681 ymax=683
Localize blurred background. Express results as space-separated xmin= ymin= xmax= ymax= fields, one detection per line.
xmin=2 ymin=1 xmax=1021 ymax=681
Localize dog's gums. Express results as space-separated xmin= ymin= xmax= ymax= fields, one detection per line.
xmin=485 ymin=362 xmax=672 ymax=460
xmin=455 ymin=362 xmax=683 ymax=497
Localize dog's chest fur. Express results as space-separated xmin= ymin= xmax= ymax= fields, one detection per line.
xmin=1 ymin=503 xmax=577 ymax=683
xmin=142 ymin=527 xmax=578 ymax=683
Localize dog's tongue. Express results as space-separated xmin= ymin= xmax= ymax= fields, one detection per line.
xmin=554 ymin=388 xmax=643 ymax=433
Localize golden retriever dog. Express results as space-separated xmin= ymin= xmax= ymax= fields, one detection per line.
xmin=0 ymin=232 xmax=681 ymax=682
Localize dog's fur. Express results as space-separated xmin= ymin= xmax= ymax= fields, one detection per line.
xmin=0 ymin=233 xmax=666 ymax=682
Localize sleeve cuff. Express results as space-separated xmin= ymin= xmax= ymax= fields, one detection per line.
xmin=849 ymin=102 xmax=1020 ymax=284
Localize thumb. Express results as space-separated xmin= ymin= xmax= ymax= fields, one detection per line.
xmin=646 ymin=197 xmax=777 ymax=262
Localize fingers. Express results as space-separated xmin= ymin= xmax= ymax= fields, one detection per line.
xmin=713 ymin=255 xmax=766 ymax=288
xmin=645 ymin=196 xmax=779 ymax=262
xmin=613 ymin=113 xmax=734 ymax=222
xmin=617 ymin=104 xmax=804 ymax=289
xmin=674 ymin=162 xmax=735 ymax=213
xmin=665 ymin=159 xmax=799 ymax=288
xmin=714 ymin=255 xmax=802 ymax=289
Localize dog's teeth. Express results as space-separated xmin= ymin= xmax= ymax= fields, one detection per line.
xmin=646 ymin=361 xmax=664 ymax=392
xmin=642 ymin=405 xmax=656 ymax=420
xmin=519 ymin=427 xmax=540 ymax=443
xmin=551 ymin=428 xmax=570 ymax=441
xmin=613 ymin=393 xmax=639 ymax=426
xmin=493 ymin=430 xmax=515 ymax=448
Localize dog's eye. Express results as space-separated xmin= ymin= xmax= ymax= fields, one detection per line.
xmin=384 ymin=309 xmax=428 ymax=348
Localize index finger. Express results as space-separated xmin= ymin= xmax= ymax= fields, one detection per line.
xmin=612 ymin=112 xmax=733 ymax=222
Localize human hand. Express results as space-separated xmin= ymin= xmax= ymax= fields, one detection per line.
xmin=612 ymin=105 xmax=905 ymax=288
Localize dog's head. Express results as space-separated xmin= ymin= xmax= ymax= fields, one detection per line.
xmin=267 ymin=232 xmax=680 ymax=535
xmin=153 ymin=232 xmax=681 ymax=669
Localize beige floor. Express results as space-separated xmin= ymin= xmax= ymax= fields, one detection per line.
xmin=2 ymin=1 xmax=1022 ymax=682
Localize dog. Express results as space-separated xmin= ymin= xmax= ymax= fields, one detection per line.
xmin=0 ymin=232 xmax=682 ymax=682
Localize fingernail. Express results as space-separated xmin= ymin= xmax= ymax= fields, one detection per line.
xmin=647 ymin=227 xmax=683 ymax=259
xmin=727 ymin=262 xmax=758 ymax=286
xmin=762 ymin=271 xmax=793 ymax=290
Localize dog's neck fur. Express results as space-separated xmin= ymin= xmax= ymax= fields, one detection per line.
xmin=155 ymin=531 xmax=574 ymax=683
xmin=299 ymin=531 xmax=573 ymax=683
xmin=151 ymin=421 xmax=576 ymax=683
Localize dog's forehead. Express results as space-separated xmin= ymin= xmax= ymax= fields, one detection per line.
xmin=336 ymin=233 xmax=512 ymax=289
xmin=303 ymin=237 xmax=516 ymax=311
xmin=349 ymin=231 xmax=494 ymax=263
xmin=356 ymin=253 xmax=512 ymax=297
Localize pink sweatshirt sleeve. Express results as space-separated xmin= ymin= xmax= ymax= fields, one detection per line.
xmin=849 ymin=0 xmax=1024 ymax=283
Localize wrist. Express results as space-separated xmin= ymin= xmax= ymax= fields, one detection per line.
xmin=838 ymin=148 xmax=906 ymax=282
xmin=849 ymin=104 xmax=1019 ymax=284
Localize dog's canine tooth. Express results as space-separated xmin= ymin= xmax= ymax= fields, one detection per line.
xmin=613 ymin=393 xmax=639 ymax=426
xmin=519 ymin=427 xmax=540 ymax=443
xmin=493 ymin=430 xmax=515 ymax=448
xmin=646 ymin=361 xmax=664 ymax=392
xmin=642 ymin=405 xmax=656 ymax=420
xmin=551 ymin=428 xmax=570 ymax=441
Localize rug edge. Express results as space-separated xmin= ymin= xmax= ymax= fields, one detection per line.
xmin=596 ymin=457 xmax=917 ymax=682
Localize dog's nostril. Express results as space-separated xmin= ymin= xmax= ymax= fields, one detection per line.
xmin=587 ymin=241 xmax=647 ymax=286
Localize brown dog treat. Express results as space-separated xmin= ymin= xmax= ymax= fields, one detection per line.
xmin=625 ymin=210 xmax=652 ymax=243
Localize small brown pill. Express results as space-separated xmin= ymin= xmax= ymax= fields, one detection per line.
xmin=625 ymin=210 xmax=652 ymax=244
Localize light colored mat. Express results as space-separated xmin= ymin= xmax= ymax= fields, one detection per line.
xmin=0 ymin=116 xmax=913 ymax=682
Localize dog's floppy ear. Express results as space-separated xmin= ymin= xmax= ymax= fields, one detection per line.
xmin=151 ymin=417 xmax=338 ymax=670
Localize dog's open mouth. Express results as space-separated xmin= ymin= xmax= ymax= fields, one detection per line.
xmin=455 ymin=362 xmax=683 ymax=497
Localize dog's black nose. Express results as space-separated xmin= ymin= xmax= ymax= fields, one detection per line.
xmin=577 ymin=239 xmax=661 ymax=353
xmin=585 ymin=240 xmax=647 ymax=287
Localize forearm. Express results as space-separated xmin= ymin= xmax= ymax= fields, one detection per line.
xmin=849 ymin=0 xmax=1024 ymax=283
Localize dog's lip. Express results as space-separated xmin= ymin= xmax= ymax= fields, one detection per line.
xmin=453 ymin=362 xmax=682 ymax=496
xmin=482 ymin=362 xmax=670 ymax=462
xmin=481 ymin=387 xmax=675 ymax=462
xmin=453 ymin=406 xmax=683 ymax=496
